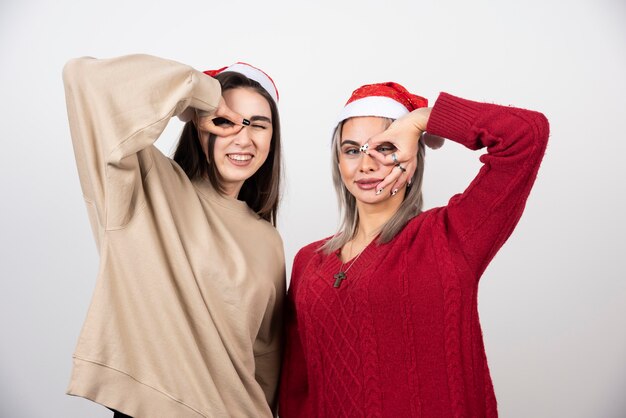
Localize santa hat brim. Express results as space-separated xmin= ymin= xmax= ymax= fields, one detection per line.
xmin=336 ymin=96 xmax=410 ymax=125
xmin=221 ymin=63 xmax=279 ymax=104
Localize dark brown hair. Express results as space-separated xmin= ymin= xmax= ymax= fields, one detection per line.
xmin=173 ymin=72 xmax=282 ymax=225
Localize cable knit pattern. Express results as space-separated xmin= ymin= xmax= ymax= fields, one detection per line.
xmin=362 ymin=275 xmax=383 ymax=418
xmin=433 ymin=222 xmax=466 ymax=418
xmin=309 ymin=281 xmax=364 ymax=416
xmin=401 ymin=229 xmax=421 ymax=418
xmin=279 ymin=93 xmax=549 ymax=417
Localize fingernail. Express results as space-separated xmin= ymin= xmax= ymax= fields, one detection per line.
xmin=392 ymin=189 xmax=398 ymax=195
xmin=359 ymin=144 xmax=369 ymax=153
xmin=242 ymin=118 xmax=250 ymax=126
xmin=376 ymin=188 xmax=383 ymax=195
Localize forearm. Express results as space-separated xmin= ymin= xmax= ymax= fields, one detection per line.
xmin=427 ymin=92 xmax=549 ymax=277
xmin=63 ymin=54 xmax=221 ymax=228
xmin=63 ymin=54 xmax=221 ymax=167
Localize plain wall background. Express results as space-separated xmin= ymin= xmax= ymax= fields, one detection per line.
xmin=1 ymin=0 xmax=625 ymax=417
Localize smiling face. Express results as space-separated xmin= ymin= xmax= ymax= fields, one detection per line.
xmin=338 ymin=116 xmax=404 ymax=205
xmin=200 ymin=87 xmax=273 ymax=197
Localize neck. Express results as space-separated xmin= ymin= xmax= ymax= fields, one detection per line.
xmin=217 ymin=179 xmax=244 ymax=199
xmin=223 ymin=185 xmax=241 ymax=199
xmin=339 ymin=190 xmax=405 ymax=263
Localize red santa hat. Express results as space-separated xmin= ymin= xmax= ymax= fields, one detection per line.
xmin=336 ymin=82 xmax=427 ymax=125
xmin=204 ymin=62 xmax=279 ymax=104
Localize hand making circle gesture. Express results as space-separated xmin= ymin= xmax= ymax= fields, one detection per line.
xmin=365 ymin=107 xmax=444 ymax=194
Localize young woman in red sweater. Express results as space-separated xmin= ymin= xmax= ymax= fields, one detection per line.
xmin=279 ymin=82 xmax=549 ymax=417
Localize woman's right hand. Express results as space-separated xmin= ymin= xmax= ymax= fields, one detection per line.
xmin=195 ymin=97 xmax=245 ymax=137
xmin=366 ymin=107 xmax=439 ymax=193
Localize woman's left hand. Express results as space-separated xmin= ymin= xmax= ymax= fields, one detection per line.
xmin=195 ymin=97 xmax=245 ymax=137
xmin=367 ymin=107 xmax=439 ymax=194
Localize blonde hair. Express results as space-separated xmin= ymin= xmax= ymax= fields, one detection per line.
xmin=320 ymin=119 xmax=426 ymax=254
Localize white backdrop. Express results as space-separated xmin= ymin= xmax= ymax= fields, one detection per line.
xmin=1 ymin=0 xmax=625 ymax=417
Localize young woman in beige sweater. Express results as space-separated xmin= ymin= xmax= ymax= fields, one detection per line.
xmin=63 ymin=54 xmax=285 ymax=418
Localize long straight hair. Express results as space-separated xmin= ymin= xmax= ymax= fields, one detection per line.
xmin=173 ymin=72 xmax=282 ymax=226
xmin=320 ymin=119 xmax=426 ymax=254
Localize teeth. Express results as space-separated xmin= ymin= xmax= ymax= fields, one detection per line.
xmin=228 ymin=154 xmax=252 ymax=161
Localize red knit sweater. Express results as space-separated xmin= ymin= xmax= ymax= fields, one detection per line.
xmin=278 ymin=93 xmax=549 ymax=418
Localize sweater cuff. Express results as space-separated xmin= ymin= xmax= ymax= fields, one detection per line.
xmin=426 ymin=92 xmax=485 ymax=150
xmin=189 ymin=70 xmax=222 ymax=112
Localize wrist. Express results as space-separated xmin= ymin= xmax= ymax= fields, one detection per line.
xmin=410 ymin=107 xmax=431 ymax=134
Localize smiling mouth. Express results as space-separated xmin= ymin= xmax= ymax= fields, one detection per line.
xmin=227 ymin=154 xmax=253 ymax=162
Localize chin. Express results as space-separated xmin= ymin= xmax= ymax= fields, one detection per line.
xmin=221 ymin=165 xmax=257 ymax=181
xmin=351 ymin=190 xmax=390 ymax=205
xmin=226 ymin=172 xmax=255 ymax=184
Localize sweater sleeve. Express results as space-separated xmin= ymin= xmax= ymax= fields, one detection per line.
xmin=62 ymin=54 xmax=221 ymax=240
xmin=425 ymin=92 xmax=549 ymax=279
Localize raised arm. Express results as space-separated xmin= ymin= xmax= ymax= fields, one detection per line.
xmin=369 ymin=92 xmax=549 ymax=279
xmin=426 ymin=93 xmax=549 ymax=278
xmin=62 ymin=54 xmax=224 ymax=239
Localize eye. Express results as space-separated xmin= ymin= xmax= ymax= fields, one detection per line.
xmin=342 ymin=147 xmax=360 ymax=156
xmin=251 ymin=124 xmax=268 ymax=130
xmin=212 ymin=117 xmax=234 ymax=127
xmin=375 ymin=142 xmax=397 ymax=154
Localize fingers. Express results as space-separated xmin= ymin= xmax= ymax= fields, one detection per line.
xmin=392 ymin=160 xmax=415 ymax=193
xmin=376 ymin=161 xmax=412 ymax=195
xmin=367 ymin=129 xmax=392 ymax=148
xmin=215 ymin=98 xmax=245 ymax=128
xmin=196 ymin=97 xmax=245 ymax=137
xmin=368 ymin=125 xmax=423 ymax=166
xmin=367 ymin=146 xmax=418 ymax=173
xmin=391 ymin=166 xmax=413 ymax=194
xmin=367 ymin=148 xmax=397 ymax=166
xmin=375 ymin=164 xmax=404 ymax=195
xmin=373 ymin=156 xmax=416 ymax=195
xmin=205 ymin=120 xmax=243 ymax=137
xmin=367 ymin=130 xmax=400 ymax=154
xmin=406 ymin=164 xmax=416 ymax=187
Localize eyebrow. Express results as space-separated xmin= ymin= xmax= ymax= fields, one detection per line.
xmin=340 ymin=140 xmax=361 ymax=147
xmin=250 ymin=116 xmax=272 ymax=123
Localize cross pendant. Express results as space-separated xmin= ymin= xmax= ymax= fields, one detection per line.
xmin=333 ymin=272 xmax=347 ymax=288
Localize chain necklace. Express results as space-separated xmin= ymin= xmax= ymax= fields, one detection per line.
xmin=333 ymin=241 xmax=366 ymax=288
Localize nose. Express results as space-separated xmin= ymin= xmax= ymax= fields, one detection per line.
xmin=358 ymin=152 xmax=378 ymax=173
xmin=233 ymin=125 xmax=253 ymax=147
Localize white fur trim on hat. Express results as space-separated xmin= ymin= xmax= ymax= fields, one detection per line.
xmin=223 ymin=63 xmax=279 ymax=104
xmin=336 ymin=96 xmax=410 ymax=125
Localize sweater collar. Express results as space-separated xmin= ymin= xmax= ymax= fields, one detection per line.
xmin=316 ymin=237 xmax=388 ymax=289
xmin=193 ymin=178 xmax=252 ymax=214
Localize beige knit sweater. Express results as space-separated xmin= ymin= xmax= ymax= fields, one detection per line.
xmin=63 ymin=54 xmax=285 ymax=418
